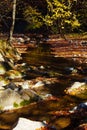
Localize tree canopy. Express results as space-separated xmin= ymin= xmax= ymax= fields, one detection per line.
xmin=0 ymin=0 xmax=87 ymax=34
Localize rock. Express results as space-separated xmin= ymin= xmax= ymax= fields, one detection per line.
xmin=66 ymin=82 xmax=85 ymax=93
xmin=6 ymin=70 xmax=23 ymax=79
xmin=21 ymin=81 xmax=30 ymax=89
xmin=0 ymin=81 xmax=42 ymax=110
xmin=32 ymin=81 xmax=45 ymax=88
xmin=0 ymin=76 xmax=9 ymax=87
xmin=64 ymin=67 xmax=77 ymax=75
xmin=0 ymin=62 xmax=6 ymax=74
xmin=30 ymin=80 xmax=51 ymax=99
xmin=81 ymin=41 xmax=87 ymax=46
xmin=17 ymin=37 xmax=25 ymax=43
xmin=24 ymin=36 xmax=30 ymax=44
xmin=0 ymin=53 xmax=4 ymax=61
xmin=53 ymin=117 xmax=71 ymax=129
xmin=76 ymin=123 xmax=87 ymax=130
xmin=0 ymin=89 xmax=22 ymax=110
xmin=4 ymin=82 xmax=22 ymax=91
xmin=39 ymin=65 xmax=45 ymax=70
xmin=76 ymin=102 xmax=87 ymax=110
xmin=65 ymin=82 xmax=87 ymax=99
xmin=12 ymin=117 xmax=46 ymax=130
xmin=69 ymin=102 xmax=87 ymax=113
xmin=20 ymin=89 xmax=41 ymax=101
xmin=14 ymin=79 xmax=54 ymax=100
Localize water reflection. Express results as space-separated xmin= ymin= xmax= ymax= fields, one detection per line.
xmin=20 ymin=42 xmax=87 ymax=129
xmin=22 ymin=42 xmax=87 ymax=101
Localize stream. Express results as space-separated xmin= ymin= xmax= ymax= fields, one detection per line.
xmin=0 ymin=36 xmax=87 ymax=129
xmin=19 ymin=41 xmax=87 ymax=129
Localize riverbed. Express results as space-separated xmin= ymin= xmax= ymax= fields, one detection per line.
xmin=20 ymin=40 xmax=87 ymax=129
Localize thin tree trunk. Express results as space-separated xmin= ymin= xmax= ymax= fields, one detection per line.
xmin=9 ymin=0 xmax=21 ymax=59
xmin=9 ymin=0 xmax=16 ymax=44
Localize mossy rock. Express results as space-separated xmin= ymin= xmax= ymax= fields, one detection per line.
xmin=5 ymin=70 xmax=23 ymax=79
xmin=65 ymin=82 xmax=87 ymax=99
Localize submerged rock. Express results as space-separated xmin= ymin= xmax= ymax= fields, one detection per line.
xmin=53 ymin=117 xmax=71 ymax=129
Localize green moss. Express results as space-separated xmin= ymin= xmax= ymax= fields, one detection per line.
xmin=20 ymin=100 xmax=30 ymax=106
xmin=0 ymin=106 xmax=3 ymax=110
xmin=13 ymin=102 xmax=19 ymax=108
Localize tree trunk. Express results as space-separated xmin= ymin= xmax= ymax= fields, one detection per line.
xmin=9 ymin=0 xmax=16 ymax=44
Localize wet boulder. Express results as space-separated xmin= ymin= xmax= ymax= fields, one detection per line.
xmin=69 ymin=102 xmax=87 ymax=113
xmin=14 ymin=79 xmax=52 ymax=100
xmin=0 ymin=81 xmax=42 ymax=111
xmin=16 ymin=37 xmax=25 ymax=44
xmin=0 ymin=89 xmax=23 ymax=110
xmin=29 ymin=78 xmax=58 ymax=99
xmin=0 ymin=76 xmax=9 ymax=88
xmin=14 ymin=78 xmax=58 ymax=100
xmin=13 ymin=118 xmax=46 ymax=130
xmin=65 ymin=82 xmax=87 ymax=99
xmin=76 ymin=123 xmax=87 ymax=130
xmin=5 ymin=70 xmax=24 ymax=79
xmin=4 ymin=82 xmax=22 ymax=91
xmin=0 ymin=62 xmax=7 ymax=74
xmin=12 ymin=117 xmax=56 ymax=130
xmin=0 ymin=40 xmax=21 ymax=64
xmin=0 ymin=52 xmax=5 ymax=61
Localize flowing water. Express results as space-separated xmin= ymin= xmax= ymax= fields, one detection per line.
xmin=20 ymin=42 xmax=87 ymax=129
xmin=0 ymin=36 xmax=87 ymax=129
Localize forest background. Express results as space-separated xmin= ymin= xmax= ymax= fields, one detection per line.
xmin=0 ymin=0 xmax=87 ymax=37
